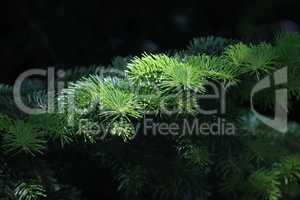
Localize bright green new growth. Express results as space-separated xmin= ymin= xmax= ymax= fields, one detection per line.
xmin=224 ymin=42 xmax=250 ymax=68
xmin=97 ymin=81 xmax=142 ymax=121
xmin=127 ymin=53 xmax=237 ymax=95
xmin=160 ymin=59 xmax=205 ymax=93
xmin=127 ymin=53 xmax=167 ymax=84
xmin=186 ymin=55 xmax=237 ymax=83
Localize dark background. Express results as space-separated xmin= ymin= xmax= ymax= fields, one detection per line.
xmin=0 ymin=0 xmax=299 ymax=84
xmin=1 ymin=1 xmax=300 ymax=199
